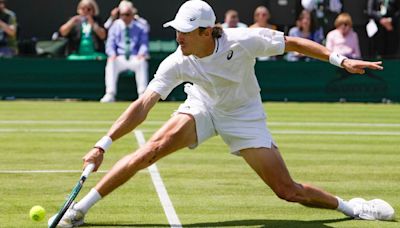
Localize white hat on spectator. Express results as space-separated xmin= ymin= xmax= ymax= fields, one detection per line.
xmin=119 ymin=0 xmax=137 ymax=15
xmin=163 ymin=0 xmax=216 ymax=32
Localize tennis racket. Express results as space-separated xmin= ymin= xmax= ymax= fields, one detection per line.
xmin=48 ymin=163 xmax=95 ymax=228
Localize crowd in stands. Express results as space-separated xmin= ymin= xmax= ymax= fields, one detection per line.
xmin=1 ymin=0 xmax=400 ymax=101
xmin=0 ymin=0 xmax=17 ymax=57
xmin=3 ymin=0 xmax=400 ymax=60
xmin=59 ymin=0 xmax=107 ymax=60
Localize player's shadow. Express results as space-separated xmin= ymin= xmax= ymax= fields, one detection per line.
xmin=85 ymin=217 xmax=352 ymax=227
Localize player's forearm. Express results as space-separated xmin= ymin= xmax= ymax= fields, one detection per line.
xmin=284 ymin=36 xmax=330 ymax=62
xmin=106 ymin=90 xmax=159 ymax=141
xmin=107 ymin=101 xmax=147 ymax=141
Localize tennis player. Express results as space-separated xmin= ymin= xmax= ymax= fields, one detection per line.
xmin=54 ymin=0 xmax=395 ymax=226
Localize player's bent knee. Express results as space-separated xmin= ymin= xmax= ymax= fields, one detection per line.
xmin=134 ymin=138 xmax=170 ymax=168
xmin=136 ymin=148 xmax=159 ymax=169
xmin=127 ymin=119 xmax=194 ymax=170
xmin=273 ymin=184 xmax=302 ymax=203
xmin=125 ymin=145 xmax=160 ymax=171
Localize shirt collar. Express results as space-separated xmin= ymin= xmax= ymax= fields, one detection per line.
xmin=192 ymin=38 xmax=219 ymax=61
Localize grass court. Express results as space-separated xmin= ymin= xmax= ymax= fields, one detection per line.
xmin=0 ymin=101 xmax=399 ymax=227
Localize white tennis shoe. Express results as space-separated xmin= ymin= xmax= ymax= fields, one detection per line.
xmin=48 ymin=202 xmax=85 ymax=227
xmin=349 ymin=198 xmax=395 ymax=221
xmin=100 ymin=93 xmax=115 ymax=103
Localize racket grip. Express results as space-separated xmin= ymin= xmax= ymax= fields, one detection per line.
xmin=81 ymin=163 xmax=95 ymax=178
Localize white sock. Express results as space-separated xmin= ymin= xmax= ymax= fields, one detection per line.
xmin=336 ymin=196 xmax=355 ymax=217
xmin=74 ymin=188 xmax=102 ymax=214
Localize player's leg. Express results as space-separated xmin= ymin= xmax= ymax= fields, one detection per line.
xmin=240 ymin=146 xmax=339 ymax=209
xmin=240 ymin=146 xmax=395 ymax=220
xmin=95 ymin=113 xmax=197 ymax=197
xmin=58 ymin=113 xmax=197 ymax=226
xmin=215 ymin=101 xmax=357 ymax=217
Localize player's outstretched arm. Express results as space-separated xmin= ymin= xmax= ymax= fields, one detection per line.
xmin=83 ymin=90 xmax=160 ymax=171
xmin=107 ymin=90 xmax=160 ymax=141
xmin=284 ymin=36 xmax=383 ymax=74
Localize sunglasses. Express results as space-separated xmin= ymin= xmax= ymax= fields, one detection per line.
xmin=120 ymin=13 xmax=133 ymax=17
xmin=81 ymin=7 xmax=93 ymax=12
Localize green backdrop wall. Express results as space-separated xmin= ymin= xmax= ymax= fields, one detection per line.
xmin=0 ymin=57 xmax=399 ymax=102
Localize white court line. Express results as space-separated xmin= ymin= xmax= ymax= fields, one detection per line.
xmin=272 ymin=130 xmax=400 ymax=136
xmin=0 ymin=128 xmax=107 ymax=133
xmin=268 ymin=122 xmax=400 ymax=127
xmin=1 ymin=128 xmax=400 ymax=136
xmin=0 ymin=120 xmax=165 ymax=125
xmin=134 ymin=130 xmax=182 ymax=228
xmin=1 ymin=120 xmax=400 ymax=127
xmin=0 ymin=128 xmax=153 ymax=133
xmin=0 ymin=170 xmax=148 ymax=174
xmin=0 ymin=170 xmax=109 ymax=174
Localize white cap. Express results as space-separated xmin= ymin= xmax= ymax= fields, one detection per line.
xmin=163 ymin=0 xmax=216 ymax=32
xmin=119 ymin=0 xmax=137 ymax=14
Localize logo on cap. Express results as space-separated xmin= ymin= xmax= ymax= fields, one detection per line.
xmin=227 ymin=50 xmax=233 ymax=60
xmin=189 ymin=17 xmax=197 ymax=21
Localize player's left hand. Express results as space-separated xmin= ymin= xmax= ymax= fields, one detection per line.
xmin=342 ymin=59 xmax=383 ymax=74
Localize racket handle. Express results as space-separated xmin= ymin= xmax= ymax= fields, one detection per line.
xmin=81 ymin=163 xmax=95 ymax=178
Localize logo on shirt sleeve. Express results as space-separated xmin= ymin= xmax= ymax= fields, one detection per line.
xmin=227 ymin=50 xmax=234 ymax=60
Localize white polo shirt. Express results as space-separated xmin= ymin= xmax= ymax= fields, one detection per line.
xmin=147 ymin=28 xmax=285 ymax=114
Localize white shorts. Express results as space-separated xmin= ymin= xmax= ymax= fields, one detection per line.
xmin=174 ymin=93 xmax=275 ymax=155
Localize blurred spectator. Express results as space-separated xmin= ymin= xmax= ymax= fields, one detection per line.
xmin=289 ymin=10 xmax=325 ymax=43
xmin=287 ymin=10 xmax=324 ymax=61
xmin=0 ymin=0 xmax=17 ymax=57
xmin=221 ymin=9 xmax=247 ymax=28
xmin=367 ymin=0 xmax=400 ymax=58
xmin=104 ymin=1 xmax=149 ymax=32
xmin=302 ymin=0 xmax=342 ymax=36
xmin=100 ymin=0 xmax=149 ymax=103
xmin=59 ymin=0 xmax=106 ymax=59
xmin=249 ymin=6 xmax=277 ymax=30
xmin=326 ymin=13 xmax=361 ymax=59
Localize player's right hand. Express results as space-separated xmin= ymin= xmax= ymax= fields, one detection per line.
xmin=82 ymin=148 xmax=104 ymax=172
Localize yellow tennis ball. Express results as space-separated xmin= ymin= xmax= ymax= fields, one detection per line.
xmin=29 ymin=205 xmax=46 ymax=221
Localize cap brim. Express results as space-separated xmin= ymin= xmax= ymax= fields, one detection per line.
xmin=163 ymin=19 xmax=197 ymax=33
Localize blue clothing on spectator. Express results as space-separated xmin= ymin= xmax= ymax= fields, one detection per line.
xmin=288 ymin=26 xmax=324 ymax=44
xmin=106 ymin=19 xmax=148 ymax=57
xmin=286 ymin=26 xmax=324 ymax=61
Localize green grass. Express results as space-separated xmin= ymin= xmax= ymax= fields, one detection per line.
xmin=0 ymin=101 xmax=399 ymax=228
